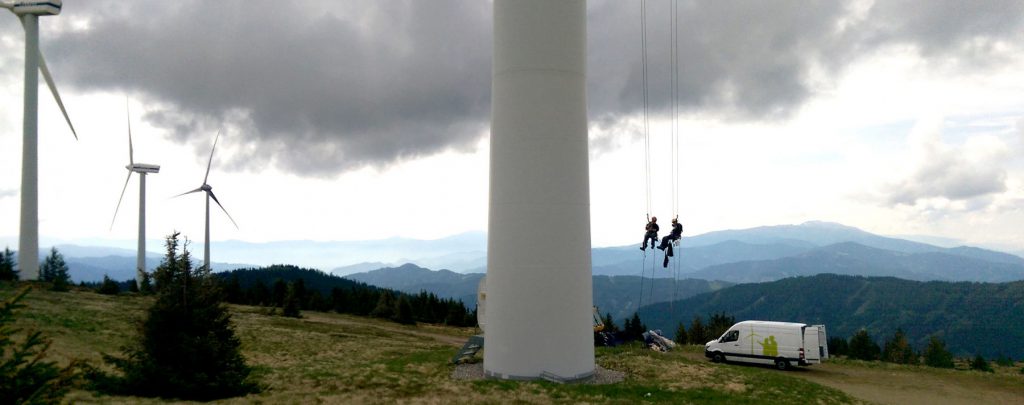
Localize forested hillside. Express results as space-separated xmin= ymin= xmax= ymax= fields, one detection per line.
xmin=639 ymin=274 xmax=1024 ymax=358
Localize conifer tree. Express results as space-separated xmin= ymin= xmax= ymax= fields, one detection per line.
xmin=271 ymin=278 xmax=287 ymax=307
xmin=98 ymin=232 xmax=254 ymax=400
xmin=395 ymin=295 xmax=415 ymax=325
xmin=827 ymin=337 xmax=849 ymax=357
xmin=139 ymin=271 xmax=153 ymax=295
xmin=127 ymin=279 xmax=139 ymax=293
xmin=602 ymin=312 xmax=618 ymax=333
xmin=370 ymin=291 xmax=396 ymax=320
xmin=882 ymin=328 xmax=917 ymax=364
xmin=0 ymin=247 xmax=17 ymax=281
xmin=41 ymin=247 xmax=71 ymax=291
xmin=688 ymin=316 xmax=707 ymax=344
xmin=625 ymin=312 xmax=646 ymax=341
xmin=922 ymin=336 xmax=954 ymax=368
xmin=281 ymin=282 xmax=301 ymax=318
xmin=97 ymin=275 xmax=121 ymax=295
xmin=1 ymin=287 xmax=78 ymax=403
xmin=848 ymin=329 xmax=881 ymax=361
xmin=674 ymin=321 xmax=689 ymax=345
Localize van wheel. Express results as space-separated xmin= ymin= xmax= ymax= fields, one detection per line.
xmin=774 ymin=359 xmax=789 ymax=371
xmin=712 ymin=352 xmax=724 ymax=363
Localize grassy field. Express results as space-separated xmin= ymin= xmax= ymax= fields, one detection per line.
xmin=5 ymin=283 xmax=1022 ymax=404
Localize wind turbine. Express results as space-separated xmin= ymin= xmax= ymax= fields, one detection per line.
xmin=111 ymin=99 xmax=159 ymax=287
xmin=176 ymin=132 xmax=237 ymax=270
xmin=1 ymin=0 xmax=78 ymax=280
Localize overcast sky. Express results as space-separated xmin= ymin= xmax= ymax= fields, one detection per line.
xmin=1 ymin=0 xmax=1023 ymax=259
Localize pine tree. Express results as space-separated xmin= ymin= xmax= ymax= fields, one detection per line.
xmin=688 ymin=316 xmax=707 ymax=344
xmin=395 ymin=295 xmax=415 ymax=325
xmin=139 ymin=271 xmax=153 ymax=295
xmin=281 ymin=282 xmax=301 ymax=318
xmin=625 ymin=312 xmax=646 ymax=342
xmin=271 ymin=278 xmax=287 ymax=307
xmin=370 ymin=291 xmax=396 ymax=320
xmin=828 ymin=336 xmax=849 ymax=357
xmin=1 ymin=287 xmax=79 ymax=403
xmin=97 ymin=275 xmax=121 ymax=295
xmin=674 ymin=321 xmax=689 ymax=345
xmin=0 ymin=247 xmax=17 ymax=281
xmin=127 ymin=279 xmax=140 ymax=293
xmin=602 ymin=312 xmax=618 ymax=333
xmin=922 ymin=336 xmax=954 ymax=368
xmin=97 ymin=232 xmax=254 ymax=400
xmin=41 ymin=247 xmax=70 ymax=286
xmin=882 ymin=328 xmax=917 ymax=364
xmin=848 ymin=329 xmax=881 ymax=361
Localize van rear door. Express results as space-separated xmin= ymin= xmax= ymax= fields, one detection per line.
xmin=802 ymin=326 xmax=821 ymax=363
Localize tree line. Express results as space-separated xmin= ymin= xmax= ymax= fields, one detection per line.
xmin=828 ymin=329 xmax=1015 ymax=372
xmin=215 ymin=265 xmax=477 ymax=327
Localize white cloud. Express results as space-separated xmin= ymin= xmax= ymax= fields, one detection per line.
xmin=884 ymin=116 xmax=1010 ymax=207
xmin=0 ymin=189 xmax=15 ymax=199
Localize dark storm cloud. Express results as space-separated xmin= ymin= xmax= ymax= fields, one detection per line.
xmin=42 ymin=0 xmax=1024 ymax=176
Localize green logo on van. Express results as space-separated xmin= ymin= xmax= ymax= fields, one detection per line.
xmin=757 ymin=336 xmax=778 ymax=357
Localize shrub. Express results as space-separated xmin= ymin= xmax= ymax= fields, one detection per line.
xmin=994 ymin=355 xmax=1014 ymax=367
xmin=970 ymin=354 xmax=993 ymax=373
xmin=1 ymin=287 xmax=79 ymax=403
xmin=94 ymin=232 xmax=255 ymax=400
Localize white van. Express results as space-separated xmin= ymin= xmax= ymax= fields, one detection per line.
xmin=704 ymin=320 xmax=828 ymax=370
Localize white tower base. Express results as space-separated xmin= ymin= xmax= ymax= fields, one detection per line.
xmin=484 ymin=0 xmax=594 ymax=381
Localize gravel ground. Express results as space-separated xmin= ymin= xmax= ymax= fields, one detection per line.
xmin=452 ymin=363 xmax=625 ymax=385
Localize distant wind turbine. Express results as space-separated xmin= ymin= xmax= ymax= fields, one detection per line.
xmin=176 ymin=132 xmax=238 ymax=269
xmin=111 ymin=99 xmax=160 ymax=287
xmin=1 ymin=0 xmax=78 ymax=280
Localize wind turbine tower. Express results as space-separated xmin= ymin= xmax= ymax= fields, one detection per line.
xmin=1 ymin=0 xmax=78 ymax=280
xmin=111 ymin=100 xmax=159 ymax=287
xmin=485 ymin=0 xmax=593 ymax=381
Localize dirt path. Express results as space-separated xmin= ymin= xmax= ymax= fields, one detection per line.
xmin=788 ymin=363 xmax=1023 ymax=405
xmin=677 ymin=351 xmax=1024 ymax=405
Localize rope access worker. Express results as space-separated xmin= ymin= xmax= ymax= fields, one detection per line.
xmin=640 ymin=216 xmax=659 ymax=250
xmin=657 ymin=218 xmax=683 ymax=256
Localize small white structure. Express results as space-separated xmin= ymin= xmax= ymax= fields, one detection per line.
xmin=484 ymin=0 xmax=594 ymax=381
xmin=705 ymin=320 xmax=829 ymax=370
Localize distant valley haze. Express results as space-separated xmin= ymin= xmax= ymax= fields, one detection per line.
xmin=6 ymin=221 xmax=1022 ymax=285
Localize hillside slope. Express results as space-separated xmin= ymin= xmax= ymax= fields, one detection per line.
xmin=640 ymin=274 xmax=1024 ymax=358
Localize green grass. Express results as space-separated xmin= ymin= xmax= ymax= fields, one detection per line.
xmin=0 ymin=283 xmax=892 ymax=403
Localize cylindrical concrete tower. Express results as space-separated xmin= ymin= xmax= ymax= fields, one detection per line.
xmin=485 ymin=0 xmax=593 ymax=381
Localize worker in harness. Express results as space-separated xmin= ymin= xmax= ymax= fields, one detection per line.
xmin=640 ymin=216 xmax=659 ymax=250
xmin=657 ymin=218 xmax=683 ymax=264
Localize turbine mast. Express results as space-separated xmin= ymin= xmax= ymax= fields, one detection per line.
xmin=137 ymin=172 xmax=146 ymax=285
xmin=484 ymin=0 xmax=593 ymax=381
xmin=18 ymin=13 xmax=39 ymax=279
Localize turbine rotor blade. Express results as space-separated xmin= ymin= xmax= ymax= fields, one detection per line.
xmin=126 ymin=97 xmax=134 ymax=165
xmin=207 ymin=190 xmax=239 ymax=229
xmin=110 ymin=171 xmax=133 ymax=230
xmin=37 ymin=50 xmax=78 ymax=140
xmin=173 ymin=187 xmax=205 ymax=198
xmin=204 ymin=131 xmax=221 ymax=185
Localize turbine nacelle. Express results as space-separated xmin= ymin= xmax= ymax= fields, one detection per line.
xmin=127 ymin=163 xmax=160 ymax=173
xmin=201 ymin=184 xmax=212 ymax=192
xmin=9 ymin=0 xmax=62 ymax=16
